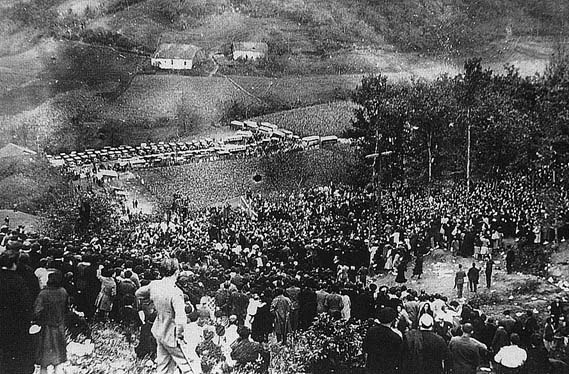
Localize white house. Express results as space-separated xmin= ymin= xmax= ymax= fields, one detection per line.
xmin=151 ymin=43 xmax=201 ymax=70
xmin=232 ymin=42 xmax=268 ymax=60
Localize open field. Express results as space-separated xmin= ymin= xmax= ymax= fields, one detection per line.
xmin=137 ymin=145 xmax=357 ymax=210
xmin=249 ymin=101 xmax=357 ymax=137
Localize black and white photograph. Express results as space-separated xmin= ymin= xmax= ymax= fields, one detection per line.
xmin=1 ymin=0 xmax=569 ymax=373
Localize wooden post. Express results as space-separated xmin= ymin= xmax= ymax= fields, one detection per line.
xmin=466 ymin=109 xmax=471 ymax=194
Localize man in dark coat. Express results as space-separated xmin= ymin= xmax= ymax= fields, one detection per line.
xmin=363 ymin=307 xmax=404 ymax=374
xmin=506 ymin=250 xmax=516 ymax=274
xmin=0 ymin=249 xmax=35 ymax=374
xmin=467 ymin=263 xmax=480 ymax=293
xmin=403 ymin=314 xmax=449 ymax=374
xmin=484 ymin=258 xmax=493 ymax=288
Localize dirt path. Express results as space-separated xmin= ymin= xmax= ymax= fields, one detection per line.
xmin=372 ymin=244 xmax=559 ymax=317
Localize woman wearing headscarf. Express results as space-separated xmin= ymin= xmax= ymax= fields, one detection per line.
xmin=34 ymin=271 xmax=69 ymax=374
xmin=492 ymin=325 xmax=510 ymax=355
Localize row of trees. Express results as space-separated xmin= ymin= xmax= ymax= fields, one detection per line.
xmin=349 ymin=55 xmax=569 ymax=188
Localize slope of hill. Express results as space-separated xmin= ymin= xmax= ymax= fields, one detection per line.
xmin=249 ymin=101 xmax=357 ymax=137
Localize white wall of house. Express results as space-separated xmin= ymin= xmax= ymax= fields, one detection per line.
xmin=232 ymin=51 xmax=265 ymax=60
xmin=151 ymin=58 xmax=193 ymax=70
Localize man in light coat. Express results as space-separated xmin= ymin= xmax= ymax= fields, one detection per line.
xmin=136 ymin=258 xmax=191 ymax=374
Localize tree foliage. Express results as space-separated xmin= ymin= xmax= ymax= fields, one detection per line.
xmin=350 ymin=54 xmax=569 ymax=187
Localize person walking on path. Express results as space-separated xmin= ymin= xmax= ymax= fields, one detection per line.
xmin=484 ymin=257 xmax=493 ymax=288
xmin=454 ymin=264 xmax=466 ymax=298
xmin=467 ymin=263 xmax=480 ymax=293
xmin=34 ymin=271 xmax=69 ymax=374
xmin=135 ymin=258 xmax=192 ymax=374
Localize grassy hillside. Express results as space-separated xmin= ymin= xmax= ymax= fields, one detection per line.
xmin=249 ymin=101 xmax=357 ymax=137
xmin=138 ymin=145 xmax=357 ymax=210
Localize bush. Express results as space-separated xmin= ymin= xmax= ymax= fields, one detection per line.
xmin=468 ymin=291 xmax=503 ymax=309
xmin=270 ymin=315 xmax=365 ymax=374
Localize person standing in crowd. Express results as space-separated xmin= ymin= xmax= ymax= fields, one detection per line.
xmin=136 ymin=258 xmax=192 ymax=374
xmin=324 ymin=284 xmax=344 ymax=319
xmin=449 ymin=323 xmax=488 ymax=374
xmin=412 ymin=252 xmax=424 ymax=280
xmin=467 ymin=263 xmax=480 ymax=293
xmin=363 ymin=307 xmax=404 ymax=374
xmin=0 ymin=249 xmax=34 ymax=374
xmin=271 ymin=288 xmax=292 ymax=344
xmin=230 ymin=326 xmax=267 ymax=372
xmin=251 ymin=294 xmax=273 ymax=343
xmin=484 ymin=257 xmax=493 ymax=288
xmin=17 ymin=252 xmax=41 ymax=302
xmin=543 ymin=317 xmax=555 ymax=353
xmin=34 ymin=271 xmax=69 ymax=374
xmin=95 ymin=266 xmax=117 ymax=321
xmin=494 ymin=333 xmax=527 ymax=373
xmin=286 ymin=280 xmax=301 ymax=331
xmin=403 ymin=314 xmax=449 ymax=374
xmin=506 ymin=249 xmax=516 ymax=274
xmin=454 ymin=264 xmax=466 ymax=298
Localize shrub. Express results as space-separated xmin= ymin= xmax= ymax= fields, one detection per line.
xmin=270 ymin=314 xmax=365 ymax=374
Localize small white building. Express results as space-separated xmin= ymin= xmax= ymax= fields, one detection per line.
xmin=151 ymin=43 xmax=201 ymax=70
xmin=232 ymin=42 xmax=268 ymax=61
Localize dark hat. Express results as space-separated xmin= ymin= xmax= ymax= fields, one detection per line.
xmin=377 ymin=307 xmax=397 ymax=324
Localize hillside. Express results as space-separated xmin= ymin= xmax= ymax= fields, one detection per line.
xmin=138 ymin=145 xmax=357 ymax=210
xmin=0 ymin=0 xmax=566 ymax=154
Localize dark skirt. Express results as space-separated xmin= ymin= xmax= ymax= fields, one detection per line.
xmin=36 ymin=325 xmax=67 ymax=367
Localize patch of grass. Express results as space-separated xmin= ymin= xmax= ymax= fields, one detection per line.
xmin=512 ymin=278 xmax=542 ymax=296
xmin=468 ymin=290 xmax=504 ymax=309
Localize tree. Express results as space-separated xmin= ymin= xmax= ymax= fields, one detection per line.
xmin=350 ymin=74 xmax=410 ymax=186
xmin=453 ymin=58 xmax=493 ymax=191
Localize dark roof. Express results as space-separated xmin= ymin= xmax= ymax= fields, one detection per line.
xmin=0 ymin=143 xmax=37 ymax=158
xmin=232 ymin=42 xmax=268 ymax=53
xmin=153 ymin=43 xmax=200 ymax=60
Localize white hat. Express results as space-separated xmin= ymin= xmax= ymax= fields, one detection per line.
xmin=419 ymin=314 xmax=434 ymax=330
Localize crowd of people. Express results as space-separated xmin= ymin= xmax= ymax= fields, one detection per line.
xmin=1 ymin=175 xmax=569 ymax=373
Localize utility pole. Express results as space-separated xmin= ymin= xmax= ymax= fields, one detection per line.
xmin=466 ymin=108 xmax=471 ymax=194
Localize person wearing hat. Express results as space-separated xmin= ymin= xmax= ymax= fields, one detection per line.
xmin=33 ymin=271 xmax=69 ymax=374
xmin=449 ymin=323 xmax=487 ymax=374
xmin=363 ymin=307 xmax=404 ymax=374
xmin=403 ymin=314 xmax=449 ymax=374
xmin=493 ymin=333 xmax=527 ymax=374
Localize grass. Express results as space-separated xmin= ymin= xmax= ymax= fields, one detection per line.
xmin=104 ymin=74 xmax=359 ymax=125
xmin=249 ymin=101 xmax=357 ymax=137
xmin=138 ymin=145 xmax=357 ymax=210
